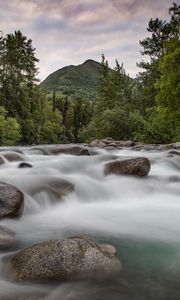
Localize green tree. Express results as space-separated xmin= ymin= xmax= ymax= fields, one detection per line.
xmin=0 ymin=106 xmax=21 ymax=145
xmin=137 ymin=3 xmax=180 ymax=117
xmin=81 ymin=108 xmax=132 ymax=142
xmin=155 ymin=38 xmax=180 ymax=110
xmin=0 ymin=30 xmax=39 ymax=143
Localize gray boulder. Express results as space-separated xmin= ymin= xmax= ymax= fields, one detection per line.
xmin=104 ymin=157 xmax=150 ymax=177
xmin=0 ymin=182 xmax=24 ymax=219
xmin=11 ymin=236 xmax=121 ymax=281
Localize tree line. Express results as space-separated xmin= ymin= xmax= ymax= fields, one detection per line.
xmin=0 ymin=3 xmax=179 ymax=145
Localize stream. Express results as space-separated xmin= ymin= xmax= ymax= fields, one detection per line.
xmin=0 ymin=145 xmax=180 ymax=299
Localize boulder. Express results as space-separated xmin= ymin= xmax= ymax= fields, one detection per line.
xmin=18 ymin=162 xmax=32 ymax=168
xmin=31 ymin=178 xmax=74 ymax=199
xmin=0 ymin=182 xmax=24 ymax=219
xmin=168 ymin=150 xmax=180 ymax=156
xmin=102 ymin=143 xmax=118 ymax=149
xmin=0 ymin=156 xmax=4 ymax=166
xmin=3 ymin=152 xmax=23 ymax=162
xmin=0 ymin=225 xmax=16 ymax=249
xmin=49 ymin=146 xmax=90 ymax=156
xmin=89 ymin=140 xmax=106 ymax=148
xmin=104 ymin=157 xmax=150 ymax=177
xmin=116 ymin=140 xmax=132 ymax=147
xmin=11 ymin=236 xmax=121 ymax=281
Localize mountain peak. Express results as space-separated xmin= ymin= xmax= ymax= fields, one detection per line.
xmin=82 ymin=59 xmax=100 ymax=66
xmin=40 ymin=59 xmax=101 ymax=99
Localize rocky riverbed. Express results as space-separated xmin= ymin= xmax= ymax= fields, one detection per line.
xmin=0 ymin=142 xmax=180 ymax=299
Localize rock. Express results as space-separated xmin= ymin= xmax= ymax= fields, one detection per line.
xmin=104 ymin=157 xmax=150 ymax=177
xmin=89 ymin=140 xmax=99 ymax=147
xmin=0 ymin=182 xmax=24 ymax=219
xmin=168 ymin=150 xmax=180 ymax=156
xmin=11 ymin=236 xmax=121 ymax=281
xmin=172 ymin=142 xmax=180 ymax=150
xmin=90 ymin=139 xmax=133 ymax=149
xmin=102 ymin=143 xmax=118 ymax=149
xmin=103 ymin=137 xmax=114 ymax=141
xmin=116 ymin=140 xmax=132 ymax=147
xmin=49 ymin=146 xmax=91 ymax=156
xmin=169 ymin=176 xmax=180 ymax=182
xmin=0 ymin=156 xmax=4 ymax=166
xmin=101 ymin=139 xmax=115 ymax=145
xmin=131 ymin=144 xmax=144 ymax=151
xmin=2 ymin=152 xmax=23 ymax=162
xmin=89 ymin=140 xmax=106 ymax=148
xmin=31 ymin=178 xmax=75 ymax=199
xmin=102 ymin=146 xmax=117 ymax=151
xmin=18 ymin=162 xmax=32 ymax=168
xmin=99 ymin=243 xmax=117 ymax=256
xmin=0 ymin=296 xmax=45 ymax=300
xmin=0 ymin=225 xmax=16 ymax=249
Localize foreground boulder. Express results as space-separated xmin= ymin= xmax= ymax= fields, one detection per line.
xmin=104 ymin=157 xmax=150 ymax=177
xmin=0 ymin=182 xmax=24 ymax=219
xmin=0 ymin=225 xmax=16 ymax=249
xmin=11 ymin=236 xmax=121 ymax=281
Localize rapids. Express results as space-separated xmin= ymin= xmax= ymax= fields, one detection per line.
xmin=0 ymin=146 xmax=180 ymax=299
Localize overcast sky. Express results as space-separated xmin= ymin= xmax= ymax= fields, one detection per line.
xmin=0 ymin=0 xmax=174 ymax=81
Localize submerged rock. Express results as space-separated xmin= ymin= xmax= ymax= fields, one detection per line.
xmin=0 ymin=225 xmax=16 ymax=249
xmin=168 ymin=150 xmax=180 ymax=156
xmin=31 ymin=177 xmax=75 ymax=199
xmin=169 ymin=176 xmax=180 ymax=182
xmin=11 ymin=236 xmax=121 ymax=281
xmin=104 ymin=157 xmax=150 ymax=177
xmin=49 ymin=146 xmax=91 ymax=156
xmin=0 ymin=156 xmax=4 ymax=166
xmin=0 ymin=182 xmax=24 ymax=219
xmin=2 ymin=152 xmax=24 ymax=162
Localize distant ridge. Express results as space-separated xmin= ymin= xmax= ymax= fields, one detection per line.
xmin=40 ymin=59 xmax=102 ymax=99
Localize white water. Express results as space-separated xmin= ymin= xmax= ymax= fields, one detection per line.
xmin=0 ymin=146 xmax=180 ymax=299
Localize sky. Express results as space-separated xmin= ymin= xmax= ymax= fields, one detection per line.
xmin=0 ymin=0 xmax=175 ymax=81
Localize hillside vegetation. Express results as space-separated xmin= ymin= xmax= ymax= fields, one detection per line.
xmin=40 ymin=59 xmax=101 ymax=99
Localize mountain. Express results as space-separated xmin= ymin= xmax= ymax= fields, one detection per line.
xmin=40 ymin=59 xmax=102 ymax=99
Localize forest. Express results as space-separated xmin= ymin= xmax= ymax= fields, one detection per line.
xmin=0 ymin=3 xmax=179 ymax=146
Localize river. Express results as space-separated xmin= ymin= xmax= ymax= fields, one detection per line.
xmin=0 ymin=145 xmax=180 ymax=299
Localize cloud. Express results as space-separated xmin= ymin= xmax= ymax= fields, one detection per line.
xmin=0 ymin=0 xmax=174 ymax=81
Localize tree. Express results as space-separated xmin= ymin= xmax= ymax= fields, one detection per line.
xmin=155 ymin=38 xmax=180 ymax=110
xmin=0 ymin=30 xmax=39 ymax=143
xmin=0 ymin=106 xmax=21 ymax=145
xmin=137 ymin=3 xmax=180 ymax=118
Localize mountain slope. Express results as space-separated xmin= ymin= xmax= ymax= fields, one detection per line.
xmin=40 ymin=59 xmax=101 ymax=99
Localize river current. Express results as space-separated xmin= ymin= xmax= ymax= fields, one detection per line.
xmin=0 ymin=145 xmax=180 ymax=299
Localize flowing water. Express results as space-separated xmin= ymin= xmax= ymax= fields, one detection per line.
xmin=0 ymin=146 xmax=180 ymax=299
